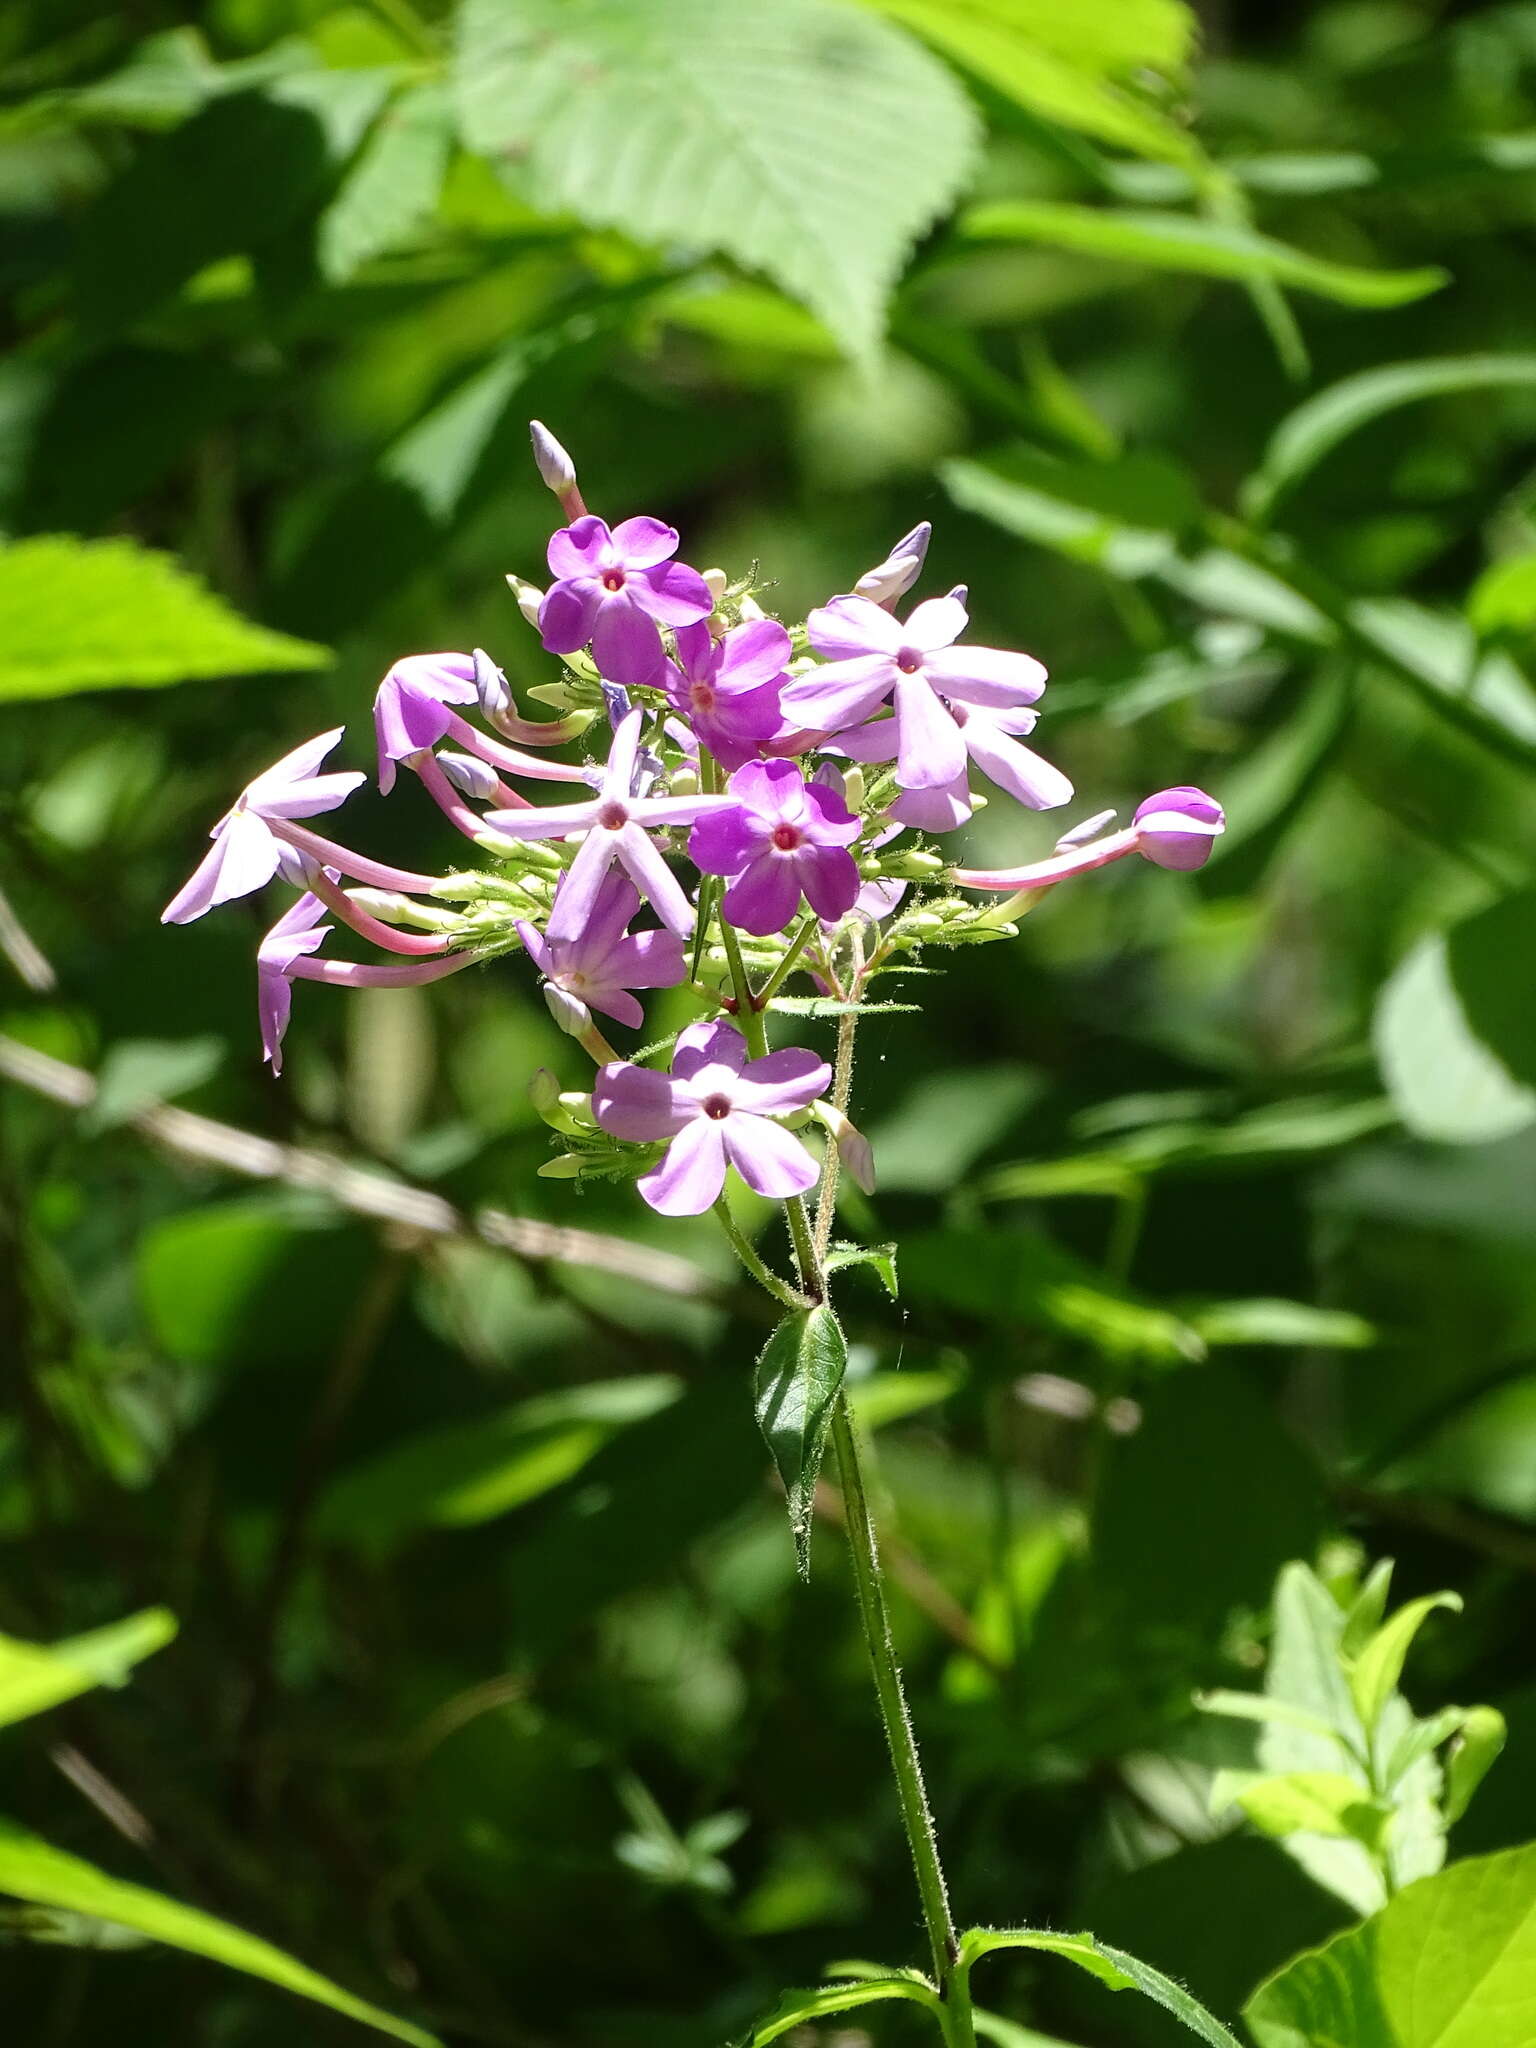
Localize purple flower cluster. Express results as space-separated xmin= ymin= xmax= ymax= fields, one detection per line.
xmin=165 ymin=422 xmax=1225 ymax=1214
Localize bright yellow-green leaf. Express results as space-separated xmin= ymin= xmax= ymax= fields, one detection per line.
xmin=960 ymin=201 xmax=1449 ymax=308
xmin=0 ymin=1821 xmax=441 ymax=2047
xmin=0 ymin=537 xmax=328 ymax=701
xmin=0 ymin=1610 xmax=177 ymax=1731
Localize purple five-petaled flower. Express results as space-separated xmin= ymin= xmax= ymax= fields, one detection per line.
xmin=538 ymin=516 xmax=712 ymax=686
xmin=661 ymin=618 xmax=791 ymax=771
xmin=689 ymin=758 xmax=862 ymax=936
xmin=780 ymin=591 xmax=1047 ymax=793
xmin=486 ymin=708 xmax=729 ymax=941
xmin=592 ymin=1019 xmax=830 ymax=1216
xmin=515 ymin=873 xmax=685 ymax=1030
xmin=163 ymin=730 xmax=365 ymax=925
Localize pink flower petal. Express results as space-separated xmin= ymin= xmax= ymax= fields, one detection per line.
xmin=547 ymin=516 xmax=613 ymax=579
xmin=808 ymin=593 xmax=903 ymax=660
xmin=610 ymin=515 xmax=680 ymax=568
xmin=639 ymin=1118 xmax=729 ymax=1215
xmin=893 ymin=674 xmax=967 ymax=790
xmin=592 ymin=1060 xmax=693 ymax=1141
xmin=722 ymin=1114 xmax=818 ymax=1200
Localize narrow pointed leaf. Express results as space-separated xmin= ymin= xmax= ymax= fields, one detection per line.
xmin=959 ymin=202 xmax=1448 ymax=307
xmin=753 ymin=1306 xmax=847 ymax=1578
xmin=1445 ymin=1706 xmax=1507 ymax=1824
xmin=959 ymin=1926 xmax=1243 ymax=2048
xmin=1348 ymin=1591 xmax=1462 ymax=1738
xmin=1244 ymin=354 xmax=1536 ymax=520
xmin=0 ymin=1610 xmax=177 ymax=1731
xmin=738 ymin=1973 xmax=940 ymax=2044
xmin=0 ymin=1821 xmax=440 ymax=2047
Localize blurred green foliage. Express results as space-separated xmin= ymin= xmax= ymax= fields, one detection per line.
xmin=5 ymin=0 xmax=1536 ymax=2041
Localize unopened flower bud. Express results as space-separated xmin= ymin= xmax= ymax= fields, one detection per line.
xmin=1133 ymin=787 xmax=1225 ymax=871
xmin=670 ymin=763 xmax=700 ymax=797
xmin=855 ymin=521 xmax=932 ymax=609
xmin=1056 ymin=809 xmax=1118 ymax=851
xmin=346 ymin=888 xmax=425 ymax=924
xmin=543 ymin=982 xmax=592 ymax=1037
xmin=529 ymin=419 xmax=579 ymax=505
xmin=529 ymin=1067 xmax=562 ymax=1119
xmin=440 ymin=751 xmax=504 ymax=804
xmin=506 ymin=573 xmax=545 ymax=627
xmin=879 ymin=848 xmax=946 ymax=879
xmin=473 ymin=647 xmax=511 ymax=722
xmin=274 ymin=843 xmax=321 ymax=891
xmin=811 ymin=761 xmax=847 ymax=802
xmin=537 ymin=1153 xmax=587 ymax=1179
xmin=738 ymin=594 xmax=766 ymax=623
xmin=702 ymin=567 xmax=729 ymax=606
xmin=841 ymin=765 xmax=866 ymax=809
xmin=817 ymin=1104 xmax=877 ymax=1194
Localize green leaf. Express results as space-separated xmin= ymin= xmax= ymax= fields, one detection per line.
xmin=452 ymin=0 xmax=980 ymax=359
xmin=958 ymin=1926 xmax=1243 ymax=2048
xmin=737 ymin=1973 xmax=941 ymax=2044
xmin=1210 ymin=1769 xmax=1389 ymax=1849
xmin=1470 ymin=555 xmax=1536 ymax=640
xmin=866 ymin=1065 xmax=1043 ymax=1193
xmin=902 ymin=1228 xmax=1207 ymax=1369
xmin=317 ymin=82 xmax=452 ymax=283
xmin=73 ymin=75 xmax=396 ymax=332
xmin=847 ymin=1366 xmax=960 ymax=1431
xmin=1374 ymin=894 xmax=1536 ymax=1146
xmin=959 ymin=201 xmax=1448 ymax=308
xmin=940 ymin=446 xmax=1197 ymax=577
xmin=1341 ymin=1560 xmax=1397 ymax=1662
xmin=316 ymin=1377 xmax=682 ymax=1553
xmin=1195 ymin=1689 xmax=1350 ymax=1750
xmin=0 ymin=1821 xmax=440 ymax=2047
xmin=1349 ymin=1593 xmax=1463 ymax=1742
xmin=1243 ymin=354 xmax=1536 ymax=521
xmin=863 ymin=0 xmax=1199 ymax=164
xmin=82 ymin=1036 xmax=225 ymax=1134
xmin=753 ymin=1305 xmax=848 ymax=1578
xmin=823 ymin=1241 xmax=899 ymax=1298
xmin=0 ymin=537 xmax=327 ymax=701
xmin=0 ymin=1611 xmax=176 ymax=1731
xmin=1245 ymin=1841 xmax=1536 ymax=2048
xmin=1445 ymin=1707 xmax=1507 ymax=1825
xmin=1185 ymin=1299 xmax=1376 ymax=1350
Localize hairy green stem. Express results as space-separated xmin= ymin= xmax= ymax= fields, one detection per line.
xmin=755 ymin=911 xmax=819 ymax=1009
xmin=797 ymin=985 xmax=968 ymax=2038
xmin=713 ymin=1198 xmax=806 ymax=1311
xmin=829 ymin=1394 xmax=959 ymax=2005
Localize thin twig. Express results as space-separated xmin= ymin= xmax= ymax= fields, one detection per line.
xmin=0 ymin=884 xmax=56 ymax=992
xmin=0 ymin=1033 xmax=714 ymax=1301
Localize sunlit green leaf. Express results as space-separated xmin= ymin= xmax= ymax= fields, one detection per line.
xmin=0 ymin=537 xmax=327 ymax=700
xmin=0 ymin=1822 xmax=440 ymax=2046
xmin=454 ymin=0 xmax=980 ymax=359
xmin=1348 ymin=1592 xmax=1462 ymax=1741
xmin=1244 ymin=354 xmax=1536 ymax=520
xmin=960 ymin=201 xmax=1448 ymax=307
xmin=0 ymin=1611 xmax=176 ymax=1732
xmin=958 ymin=1926 xmax=1243 ymax=2048
xmin=1245 ymin=1842 xmax=1536 ymax=2048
